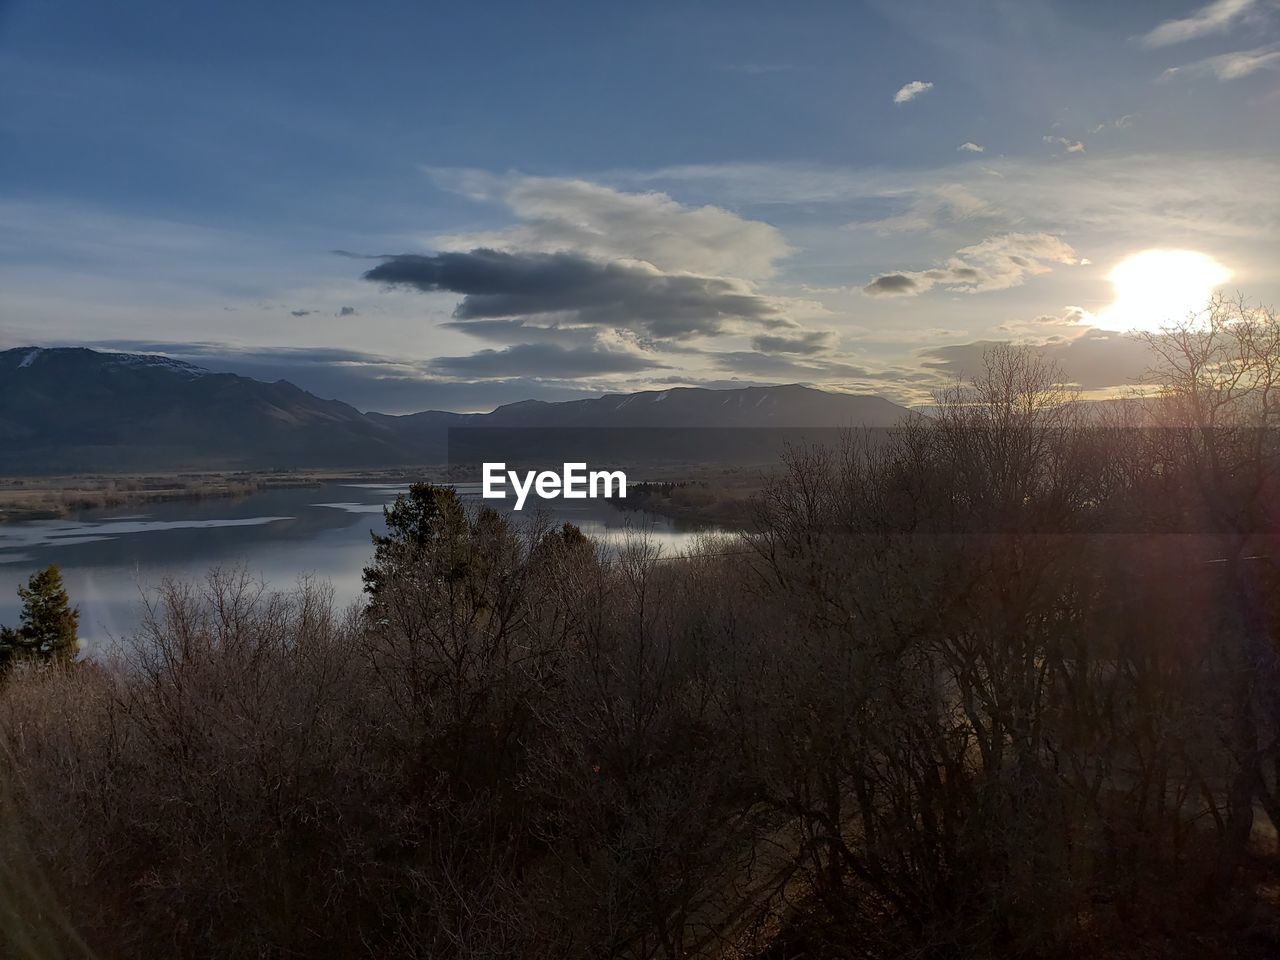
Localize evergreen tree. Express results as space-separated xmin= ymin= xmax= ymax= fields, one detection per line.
xmin=362 ymin=482 xmax=465 ymax=600
xmin=0 ymin=564 xmax=80 ymax=671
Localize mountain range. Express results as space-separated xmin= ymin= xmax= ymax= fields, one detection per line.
xmin=0 ymin=347 xmax=910 ymax=473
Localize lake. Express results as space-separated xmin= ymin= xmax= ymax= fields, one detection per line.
xmin=0 ymin=482 xmax=720 ymax=653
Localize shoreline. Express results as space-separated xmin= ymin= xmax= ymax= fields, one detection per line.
xmin=0 ymin=468 xmax=451 ymax=523
xmin=0 ymin=463 xmax=768 ymax=529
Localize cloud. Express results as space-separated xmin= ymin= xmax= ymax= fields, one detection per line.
xmin=863 ymin=233 xmax=1082 ymax=298
xmin=1043 ymin=136 xmax=1086 ymax=154
xmin=893 ymin=80 xmax=933 ymax=104
xmin=630 ymin=154 xmax=1280 ymax=245
xmin=920 ymin=327 xmax=1153 ymax=391
xmin=708 ymin=349 xmax=934 ymax=387
xmin=427 ymin=172 xmax=790 ymax=279
xmin=996 ymin=305 xmax=1095 ymax=336
xmin=362 ymin=248 xmax=794 ymax=341
xmin=1161 ymin=42 xmax=1280 ymax=81
xmin=290 ymin=309 xmax=313 ymax=317
xmin=864 ymin=274 xmax=921 ymax=296
xmin=850 ymin=183 xmax=1008 ymax=234
xmin=751 ymin=330 xmax=837 ymax=355
xmin=362 ymin=174 xmax=845 ymax=387
xmin=1140 ymin=0 xmax=1263 ymax=48
xmin=429 ymin=342 xmax=664 ymax=379
xmin=1091 ymin=115 xmax=1136 ymax=133
xmin=957 ymin=142 xmax=985 ymax=153
xmin=436 ymin=317 xmax=594 ymax=346
xmin=337 ymin=306 xmax=358 ymax=317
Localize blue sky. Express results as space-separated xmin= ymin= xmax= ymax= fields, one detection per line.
xmin=2 ymin=0 xmax=1278 ymax=411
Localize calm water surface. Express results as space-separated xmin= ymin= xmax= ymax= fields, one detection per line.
xmin=0 ymin=482 xmax=719 ymax=653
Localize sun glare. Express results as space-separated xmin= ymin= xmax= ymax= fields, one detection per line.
xmin=1094 ymin=249 xmax=1232 ymax=333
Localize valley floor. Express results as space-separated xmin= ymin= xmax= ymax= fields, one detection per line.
xmin=0 ymin=462 xmax=771 ymax=528
xmin=0 ymin=469 xmax=440 ymax=522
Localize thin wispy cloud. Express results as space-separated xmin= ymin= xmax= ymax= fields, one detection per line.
xmin=957 ymin=142 xmax=985 ymax=153
xmin=1162 ymin=42 xmax=1280 ymax=80
xmin=996 ymin=305 xmax=1094 ymax=336
xmin=1140 ymin=0 xmax=1264 ymax=48
xmin=429 ymin=342 xmax=663 ymax=379
xmin=893 ymin=80 xmax=933 ymax=104
xmin=640 ymin=153 xmax=1280 ymax=242
xmin=1092 ymin=115 xmax=1136 ymax=133
xmin=1043 ymin=135 xmax=1086 ymax=154
xmin=848 ymin=183 xmax=1007 ymax=235
xmin=862 ymin=233 xmax=1082 ymax=298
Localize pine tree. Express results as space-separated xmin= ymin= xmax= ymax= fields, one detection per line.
xmin=362 ymin=482 xmax=463 ymax=599
xmin=0 ymin=564 xmax=79 ymax=672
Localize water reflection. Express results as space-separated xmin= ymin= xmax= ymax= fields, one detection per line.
xmin=0 ymin=482 xmax=716 ymax=652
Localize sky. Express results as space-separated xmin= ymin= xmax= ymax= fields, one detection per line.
xmin=2 ymin=0 xmax=1278 ymax=412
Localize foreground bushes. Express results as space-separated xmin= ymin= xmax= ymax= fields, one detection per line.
xmin=0 ymin=533 xmax=778 ymax=959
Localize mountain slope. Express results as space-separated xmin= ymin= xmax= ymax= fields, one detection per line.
xmin=0 ymin=348 xmax=911 ymax=473
xmin=0 ymin=348 xmax=410 ymax=472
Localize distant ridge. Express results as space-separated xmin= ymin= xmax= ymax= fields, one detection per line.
xmin=479 ymin=384 xmax=906 ymax=429
xmin=0 ymin=347 xmax=910 ymax=473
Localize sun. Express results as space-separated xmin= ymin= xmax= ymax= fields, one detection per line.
xmin=1093 ymin=249 xmax=1232 ymax=333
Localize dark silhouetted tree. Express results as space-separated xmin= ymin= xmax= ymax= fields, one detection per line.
xmin=0 ymin=564 xmax=79 ymax=671
xmin=362 ymin=482 xmax=464 ymax=600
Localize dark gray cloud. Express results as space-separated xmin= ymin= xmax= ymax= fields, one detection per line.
xmin=362 ymin=248 xmax=791 ymax=340
xmin=863 ymin=273 xmax=919 ymax=296
xmin=290 ymin=309 xmax=313 ymax=317
xmin=920 ymin=327 xmax=1152 ymax=390
xmin=337 ymin=306 xmax=358 ymax=317
xmin=429 ymin=343 xmax=664 ymax=379
xmin=752 ymin=331 xmax=837 ymax=355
